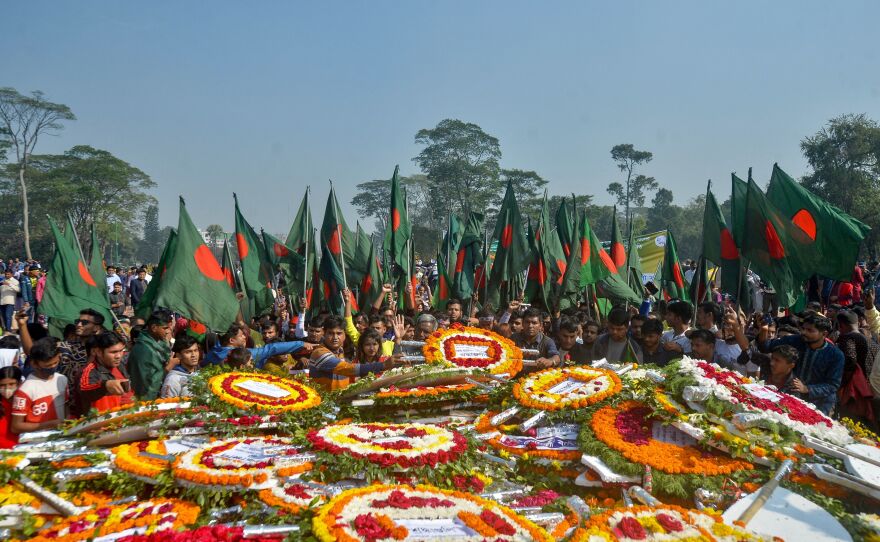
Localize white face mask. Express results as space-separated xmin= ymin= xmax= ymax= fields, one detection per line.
xmin=0 ymin=387 xmax=16 ymax=399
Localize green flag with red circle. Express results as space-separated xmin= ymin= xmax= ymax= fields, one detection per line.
xmin=154 ymin=198 xmax=240 ymax=331
xmin=135 ymin=229 xmax=178 ymax=320
xmin=487 ymin=180 xmax=530 ymax=310
xmin=703 ymin=184 xmax=750 ymax=310
xmin=234 ymin=195 xmax=276 ymax=317
xmin=660 ymin=229 xmax=689 ymax=302
xmin=609 ymin=207 xmax=627 ymax=275
xmin=382 ymin=165 xmax=412 ymax=275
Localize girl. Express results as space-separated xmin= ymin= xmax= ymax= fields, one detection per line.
xmin=0 ymin=366 xmax=23 ymax=448
xmin=355 ymin=329 xmax=387 ymax=364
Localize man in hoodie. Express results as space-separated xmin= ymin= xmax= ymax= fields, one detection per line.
xmin=128 ymin=309 xmax=173 ymax=401
xmin=161 ymin=335 xmax=201 ymax=398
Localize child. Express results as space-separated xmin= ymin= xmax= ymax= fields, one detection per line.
xmin=761 ymin=344 xmax=799 ymax=395
xmin=226 ymin=347 xmax=254 ymax=369
xmin=0 ymin=366 xmax=23 ymax=448
xmin=12 ymin=337 xmax=68 ymax=434
xmin=355 ymin=329 xmax=386 ymax=364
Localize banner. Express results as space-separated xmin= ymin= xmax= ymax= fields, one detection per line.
xmin=603 ymin=230 xmax=666 ymax=284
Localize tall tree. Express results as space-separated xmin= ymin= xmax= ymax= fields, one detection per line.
xmin=800 ymin=114 xmax=880 ymax=258
xmin=645 ymin=188 xmax=678 ymax=233
xmin=0 ymin=88 xmax=76 ymax=258
xmin=413 ymin=119 xmax=502 ymax=220
xmin=141 ymin=204 xmax=162 ymax=263
xmin=606 ymin=143 xmax=655 ymax=226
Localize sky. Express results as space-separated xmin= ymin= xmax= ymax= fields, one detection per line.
xmin=4 ymin=1 xmax=880 ymax=236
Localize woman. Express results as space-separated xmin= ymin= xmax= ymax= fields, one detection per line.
xmin=0 ymin=270 xmax=20 ymax=331
xmin=0 ymin=366 xmax=23 ymax=448
xmin=355 ymin=329 xmax=386 ymax=364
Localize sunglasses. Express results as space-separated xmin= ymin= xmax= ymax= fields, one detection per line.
xmin=74 ymin=319 xmax=96 ymax=326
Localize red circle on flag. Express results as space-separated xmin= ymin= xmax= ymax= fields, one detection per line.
xmin=194 ymin=245 xmax=226 ymax=280
xmin=392 ymin=209 xmax=401 ymax=232
xmin=500 ymin=224 xmax=513 ymax=249
xmin=611 ymin=242 xmax=626 ymax=267
xmin=720 ymin=229 xmax=739 ymax=259
xmin=556 ymin=259 xmax=567 ymax=284
xmin=274 ymin=243 xmax=290 ymax=257
xmin=455 ymin=249 xmax=466 ymax=274
xmin=236 ymin=233 xmax=249 ymax=259
xmin=599 ymin=250 xmax=617 ymax=273
xmin=361 ymin=275 xmax=372 ymax=293
xmin=580 ymin=238 xmax=590 ymax=265
xmin=673 ymin=262 xmax=684 ymax=288
xmin=792 ymin=209 xmax=817 ymax=241
xmin=764 ymin=220 xmax=786 ymax=259
xmin=77 ymin=261 xmax=97 ymax=287
xmin=328 ymin=227 xmax=342 ymax=255
xmin=223 ymin=268 xmax=235 ymax=288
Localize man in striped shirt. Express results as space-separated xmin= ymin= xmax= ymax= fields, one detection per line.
xmin=309 ymin=316 xmax=402 ymax=391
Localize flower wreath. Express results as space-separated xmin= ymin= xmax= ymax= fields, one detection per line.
xmin=374 ymin=382 xmax=487 ymax=406
xmin=474 ymin=410 xmax=582 ymax=462
xmin=172 ymin=436 xmax=312 ymax=489
xmin=513 ymin=366 xmax=622 ymax=411
xmin=65 ymin=397 xmax=196 ymax=435
xmin=581 ymin=400 xmax=758 ymax=499
xmin=572 ymin=504 xmax=775 ymax=542
xmin=208 ymin=371 xmax=322 ymax=413
xmin=665 ymin=358 xmax=852 ymax=446
xmin=27 ymin=499 xmax=199 ymax=542
xmin=258 ymin=482 xmax=326 ymax=515
xmin=113 ymin=440 xmax=173 ymax=481
xmin=312 ymin=484 xmax=553 ymax=542
xmin=423 ymin=324 xmax=523 ymax=376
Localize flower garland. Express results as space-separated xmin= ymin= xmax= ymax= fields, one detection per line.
xmin=474 ymin=410 xmax=582 ymax=461
xmin=374 ymin=383 xmax=487 ymax=407
xmin=258 ymin=482 xmax=325 ymax=514
xmin=312 ymin=484 xmax=553 ymax=542
xmin=668 ymin=358 xmax=852 ymax=446
xmin=423 ymin=324 xmax=523 ymax=376
xmin=208 ymin=372 xmax=322 ymax=413
xmin=113 ymin=440 xmax=172 ymax=480
xmin=27 ymin=499 xmax=199 ymax=542
xmin=590 ymin=401 xmax=753 ymax=477
xmin=172 ymin=437 xmax=311 ymax=489
xmin=307 ymin=422 xmax=467 ymax=469
xmin=114 ymin=525 xmax=272 ymax=542
xmin=572 ymin=504 xmax=775 ymax=542
xmin=512 ymin=366 xmax=622 ymax=411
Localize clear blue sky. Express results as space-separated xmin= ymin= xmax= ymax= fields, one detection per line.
xmin=4 ymin=1 xmax=879 ymax=235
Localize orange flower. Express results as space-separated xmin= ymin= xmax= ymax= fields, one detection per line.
xmin=475 ymin=411 xmax=581 ymax=461
xmin=512 ymin=366 xmax=622 ymax=411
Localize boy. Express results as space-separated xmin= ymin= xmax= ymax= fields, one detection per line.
xmin=309 ymin=316 xmax=401 ymax=390
xmin=592 ymin=308 xmax=642 ymax=363
xmin=761 ymin=344 xmax=799 ymax=395
xmin=555 ymin=317 xmax=591 ymax=364
xmin=661 ymin=300 xmax=693 ymax=354
xmin=12 ymin=337 xmax=67 ymax=433
xmin=162 ymin=335 xmax=201 ymax=398
xmin=78 ymin=332 xmax=133 ymax=413
xmin=639 ymin=319 xmax=674 ymax=366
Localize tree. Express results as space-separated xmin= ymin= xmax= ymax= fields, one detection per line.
xmin=413 ymin=119 xmax=502 ymax=220
xmin=800 ymin=114 xmax=880 ymax=257
xmin=205 ymin=224 xmax=225 ymax=259
xmin=141 ymin=204 xmax=162 ymax=263
xmin=0 ymin=88 xmax=75 ymax=258
xmin=645 ymin=187 xmax=679 ymax=232
xmin=606 ymin=144 xmax=655 ymax=226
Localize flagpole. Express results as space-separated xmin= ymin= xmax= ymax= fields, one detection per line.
xmin=735 ymin=171 xmax=748 ymax=312
xmin=302 ymin=186 xmax=310 ymax=309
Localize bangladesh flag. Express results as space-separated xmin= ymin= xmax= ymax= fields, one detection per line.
xmin=688 ymin=255 xmax=710 ymax=305
xmin=609 ymin=207 xmax=627 ymax=275
xmin=350 ymin=222 xmax=372 ymax=286
xmin=487 ymin=181 xmax=529 ymax=310
xmin=135 ymin=229 xmax=178 ymax=320
xmin=730 ymin=173 xmax=748 ymax=246
xmin=234 ymin=194 xmax=275 ymax=316
xmin=452 ymin=212 xmax=484 ymax=300
xmin=624 ymin=222 xmax=644 ymax=295
xmin=39 ymin=216 xmax=114 ymax=331
xmin=525 ymin=197 xmax=568 ymax=310
xmin=88 ymin=223 xmax=108 ymax=302
xmin=154 ymin=198 xmax=240 ymax=331
xmin=319 ymin=242 xmax=347 ymax=315
xmin=262 ymin=230 xmax=304 ymax=302
xmin=220 ymin=237 xmax=239 ymax=292
xmin=736 ymin=174 xmax=802 ymax=308
xmin=555 ymin=197 xmax=575 ymax=258
xmin=382 ymin=165 xmax=412 ymax=275
xmin=578 ymin=209 xmax=616 ymax=287
xmin=556 ymin=211 xmax=586 ymax=311
xmin=432 ymin=249 xmax=453 ymax=310
xmin=286 ymin=189 xmax=318 ymax=314
xmin=441 ymin=213 xmax=462 ymax=277
xmin=767 ymin=163 xmax=870 ymax=281
xmin=320 ymin=186 xmax=355 ymax=286
xmin=660 ymin=229 xmax=689 ymax=301
xmin=358 ymin=241 xmax=383 ymax=310
xmin=703 ymin=184 xmax=749 ymax=309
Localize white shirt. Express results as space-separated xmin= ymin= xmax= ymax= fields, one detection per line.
xmin=661 ymin=328 xmax=692 ymax=354
xmin=106 ymin=274 xmax=122 ymax=293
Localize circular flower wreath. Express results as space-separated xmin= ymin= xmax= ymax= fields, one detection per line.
xmin=113 ymin=440 xmax=172 ymax=481
xmin=27 ymin=499 xmax=199 ymax=542
xmin=423 ymin=324 xmax=523 ymax=376
xmin=474 ymin=410 xmax=582 ymax=462
xmin=668 ymin=358 xmax=852 ymax=446
xmin=258 ymin=482 xmax=326 ymax=515
xmin=208 ymin=371 xmax=322 ymax=413
xmin=173 ymin=436 xmax=312 ymax=489
xmin=513 ymin=366 xmax=622 ymax=411
xmin=572 ymin=504 xmax=774 ymax=542
xmin=312 ymin=484 xmax=553 ymax=542
xmin=307 ymin=422 xmax=467 ymax=469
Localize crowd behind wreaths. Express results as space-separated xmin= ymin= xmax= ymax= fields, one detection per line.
xmin=0 ymin=254 xmax=879 ymax=449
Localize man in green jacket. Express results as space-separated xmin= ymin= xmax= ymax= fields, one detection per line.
xmin=129 ymin=308 xmax=173 ymax=400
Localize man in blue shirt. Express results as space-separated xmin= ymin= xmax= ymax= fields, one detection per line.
xmin=204 ymin=322 xmax=313 ymax=369
xmin=759 ymin=313 xmax=844 ymax=415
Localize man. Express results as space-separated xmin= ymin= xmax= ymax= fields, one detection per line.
xmin=582 ymin=320 xmax=600 ymax=353
xmin=761 ymin=345 xmax=800 ymax=394
xmin=512 ymin=308 xmax=560 ymax=371
xmin=11 ymin=337 xmax=68 ymax=434
xmin=592 ymin=308 xmax=643 ymax=363
xmin=204 ymin=322 xmax=313 ymax=368
xmin=629 ymin=314 xmax=646 ymax=341
xmin=555 ymin=317 xmax=591 ymax=364
xmin=414 ymin=314 xmax=438 ymax=341
xmin=105 ymin=266 xmax=122 ymax=293
xmin=696 ymin=302 xmax=722 ymax=335
xmin=447 ymin=298 xmax=472 ymax=326
xmin=261 ymin=320 xmax=279 ymax=343
xmin=639 ymin=318 xmax=674 ymax=366
xmin=759 ymin=314 xmax=844 ymax=415
xmin=128 ymin=309 xmax=173 ymax=400
xmin=309 ymin=316 xmax=400 ymax=390
xmin=128 ymin=269 xmax=149 ymax=309
xmin=161 ymin=335 xmax=201 ymax=398
xmin=661 ymin=300 xmax=693 ymax=355
xmin=836 ymin=310 xmax=873 ymax=421
xmin=689 ymin=329 xmax=718 ymax=363
xmin=109 ymin=282 xmax=127 ymax=318
xmin=78 ymin=332 xmax=133 ymax=413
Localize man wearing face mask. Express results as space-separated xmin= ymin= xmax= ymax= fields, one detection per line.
xmin=11 ymin=337 xmax=68 ymax=434
xmin=78 ymin=332 xmax=133 ymax=413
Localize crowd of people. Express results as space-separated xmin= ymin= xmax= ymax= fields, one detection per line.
xmin=1 ymin=256 xmax=879 ymax=451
